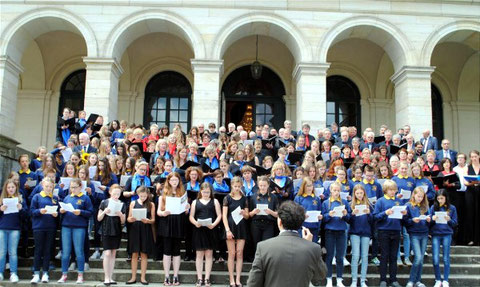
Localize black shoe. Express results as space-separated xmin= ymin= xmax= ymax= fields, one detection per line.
xmin=141 ymin=281 xmax=149 ymax=285
xmin=183 ymin=256 xmax=192 ymax=261
xmin=110 ymin=281 xmax=117 ymax=285
xmin=126 ymin=280 xmax=136 ymax=285
xmin=103 ymin=282 xmax=111 ymax=286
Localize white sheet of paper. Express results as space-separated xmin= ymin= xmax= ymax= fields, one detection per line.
xmin=106 ymin=200 xmax=123 ymax=216
xmin=45 ymin=205 xmax=58 ymax=214
xmin=419 ymin=215 xmax=428 ymax=220
xmin=2 ymin=198 xmax=19 ymax=214
xmin=88 ymin=166 xmax=97 ymax=179
xmin=400 ymin=189 xmax=411 ymax=200
xmin=53 ymin=188 xmax=59 ymax=197
xmin=355 ymin=204 xmax=367 ymax=216
xmin=61 ymin=148 xmax=73 ymax=162
xmin=340 ymin=191 xmax=349 ymax=201
xmin=198 ymin=218 xmax=212 ymax=226
xmin=323 ymin=180 xmax=334 ymax=190
xmin=368 ymin=197 xmax=377 ymax=204
xmin=150 ymin=175 xmax=159 ymax=183
xmin=435 ymin=211 xmax=448 ymax=224
xmin=91 ymin=181 xmax=103 ymax=193
xmin=257 ymin=204 xmax=269 ymax=216
xmin=419 ymin=185 xmax=428 ymax=193
xmin=165 ymin=193 xmax=188 ymax=215
xmin=120 ymin=175 xmax=131 ymax=187
xmin=293 ymin=179 xmax=302 ymax=187
xmin=305 ymin=210 xmax=321 ymax=223
xmin=26 ymin=179 xmax=37 ymax=187
xmin=388 ymin=205 xmax=407 ymax=219
xmin=59 ymin=202 xmax=75 ymax=212
xmin=132 ymin=208 xmax=147 ymax=221
xmin=60 ymin=177 xmax=72 ymax=190
xmin=81 ymin=181 xmax=87 ymax=193
xmin=315 ymin=187 xmax=324 ymax=197
xmin=231 ymin=206 xmax=243 ymax=225
xmin=333 ymin=205 xmax=345 ymax=217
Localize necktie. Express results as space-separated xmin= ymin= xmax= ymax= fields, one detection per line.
xmin=423 ymin=138 xmax=428 ymax=153
xmin=84 ymin=146 xmax=87 ymax=153
xmin=305 ymin=135 xmax=310 ymax=147
xmin=444 ymin=150 xmax=450 ymax=159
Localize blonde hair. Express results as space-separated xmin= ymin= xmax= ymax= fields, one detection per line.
xmin=297 ymin=177 xmax=314 ymax=197
xmin=382 ymin=179 xmax=398 ymax=194
xmin=350 ymin=184 xmax=371 ymax=209
xmin=0 ymin=179 xmax=23 ymax=204
xmin=409 ymin=186 xmax=429 ymax=214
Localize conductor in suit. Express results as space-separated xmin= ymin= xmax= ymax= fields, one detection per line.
xmin=247 ymin=201 xmax=327 ymax=287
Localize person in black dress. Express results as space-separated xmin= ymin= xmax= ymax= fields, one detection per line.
xmin=157 ymin=172 xmax=190 ymax=286
xmin=223 ymin=176 xmax=249 ymax=287
xmin=126 ymin=186 xmax=155 ymax=285
xmin=465 ymin=150 xmax=480 ymax=246
xmin=97 ymin=184 xmax=126 ymax=285
xmin=189 ymin=182 xmax=222 ymax=287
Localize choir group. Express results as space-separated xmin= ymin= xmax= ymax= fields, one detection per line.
xmin=0 ymin=106 xmax=479 ymax=287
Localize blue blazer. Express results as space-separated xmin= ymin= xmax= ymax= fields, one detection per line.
xmin=435 ymin=149 xmax=457 ymax=166
xmin=420 ymin=136 xmax=438 ymax=151
xmin=73 ymin=145 xmax=98 ymax=154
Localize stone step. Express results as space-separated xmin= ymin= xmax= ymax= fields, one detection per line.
xmin=6 ymin=273 xmax=480 ymax=287
xmin=17 ymin=258 xmax=480 ymax=275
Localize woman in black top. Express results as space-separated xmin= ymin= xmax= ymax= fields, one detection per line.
xmin=97 ymin=184 xmax=126 ymax=286
xmin=465 ymin=150 xmax=480 ymax=246
xmin=223 ymin=176 xmax=249 ymax=287
xmin=189 ymin=182 xmax=222 ymax=287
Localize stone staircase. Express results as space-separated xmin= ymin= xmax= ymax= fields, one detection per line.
xmin=1 ymin=236 xmax=479 ymax=287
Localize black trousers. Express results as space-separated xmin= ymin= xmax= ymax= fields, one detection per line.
xmin=465 ymin=187 xmax=479 ymax=244
xmin=33 ymin=230 xmax=56 ymax=273
xmin=378 ymin=230 xmax=400 ymax=283
xmin=250 ymin=219 xmax=275 ymax=257
xmin=449 ymin=190 xmax=465 ymax=244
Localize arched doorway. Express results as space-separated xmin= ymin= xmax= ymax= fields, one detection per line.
xmin=221 ymin=65 xmax=286 ymax=131
xmin=144 ymin=71 xmax=192 ymax=131
xmin=59 ymin=69 xmax=86 ymax=115
xmin=431 ymin=84 xmax=444 ymax=141
xmin=326 ymin=75 xmax=361 ymax=129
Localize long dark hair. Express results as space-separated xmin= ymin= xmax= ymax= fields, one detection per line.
xmin=434 ymin=189 xmax=450 ymax=212
xmin=136 ymin=186 xmax=152 ymax=208
xmin=95 ymin=157 xmax=112 ymax=185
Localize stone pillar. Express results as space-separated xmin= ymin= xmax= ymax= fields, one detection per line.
xmin=293 ymin=62 xmax=330 ymax=133
xmin=191 ymin=59 xmax=223 ymax=127
xmin=283 ymin=95 xmax=296 ymax=125
xmin=391 ymin=66 xmax=435 ymax=140
xmin=0 ymin=56 xmax=23 ymax=135
xmin=83 ymin=57 xmax=123 ymax=123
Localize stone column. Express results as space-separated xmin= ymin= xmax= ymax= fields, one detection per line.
xmin=83 ymin=57 xmax=123 ymax=123
xmin=391 ymin=66 xmax=434 ymax=140
xmin=0 ymin=56 xmax=23 ymax=135
xmin=191 ymin=59 xmax=223 ymax=127
xmin=293 ymin=62 xmax=330 ymax=133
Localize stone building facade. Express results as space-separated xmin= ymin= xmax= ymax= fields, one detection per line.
xmin=0 ymin=0 xmax=479 ymax=153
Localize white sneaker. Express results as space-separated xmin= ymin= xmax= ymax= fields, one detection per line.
xmin=5 ymin=263 xmax=9 ymax=270
xmin=433 ymin=280 xmax=442 ymax=287
xmin=68 ymin=262 xmax=76 ymax=271
xmin=0 ymin=273 xmax=4 ymax=281
xmin=55 ymin=250 xmax=62 ymax=260
xmin=404 ymin=257 xmax=413 ymax=266
xmin=337 ymin=279 xmax=346 ymax=287
xmin=442 ymin=281 xmax=449 ymax=287
xmin=332 ymin=258 xmax=336 ymax=265
xmin=326 ymin=278 xmax=333 ymax=287
xmin=415 ymin=283 xmax=426 ymax=287
xmin=41 ymin=273 xmax=49 ymax=283
xmin=84 ymin=263 xmax=90 ymax=271
xmin=350 ymin=279 xmax=357 ymax=287
xmin=89 ymin=250 xmax=101 ymax=260
xmin=100 ymin=251 xmax=105 ymax=260
xmin=31 ymin=274 xmax=40 ymax=284
xmin=76 ymin=274 xmax=84 ymax=284
xmin=343 ymin=258 xmax=350 ymax=266
xmin=57 ymin=274 xmax=68 ymax=283
xmin=10 ymin=273 xmax=19 ymax=283
xmin=360 ymin=282 xmax=368 ymax=287
xmin=406 ymin=282 xmax=414 ymax=287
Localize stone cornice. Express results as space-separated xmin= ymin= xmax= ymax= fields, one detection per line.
xmin=82 ymin=57 xmax=124 ymax=78
xmin=0 ymin=55 xmax=24 ymax=76
xmin=293 ymin=62 xmax=330 ymax=81
xmin=191 ymin=59 xmax=224 ymax=76
xmin=390 ymin=66 xmax=435 ymax=86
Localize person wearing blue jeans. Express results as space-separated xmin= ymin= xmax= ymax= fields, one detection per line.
xmin=405 ymin=186 xmax=432 ymax=287
xmin=348 ymin=184 xmax=373 ymax=287
xmin=430 ymin=189 xmax=457 ymax=287
xmin=322 ymin=181 xmax=351 ymax=287
xmin=57 ymin=178 xmax=93 ymax=284
xmin=397 ymin=227 xmax=411 ymax=265
xmin=0 ymin=178 xmax=28 ymax=283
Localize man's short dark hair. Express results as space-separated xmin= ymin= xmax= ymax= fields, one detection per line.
xmin=277 ymin=201 xmax=306 ymax=230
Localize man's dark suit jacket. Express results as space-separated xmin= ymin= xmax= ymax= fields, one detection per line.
xmin=247 ymin=231 xmax=327 ymax=287
xmin=73 ymin=145 xmax=97 ymax=154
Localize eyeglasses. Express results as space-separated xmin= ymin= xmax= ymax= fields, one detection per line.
xmin=70 ymin=185 xmax=80 ymax=189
